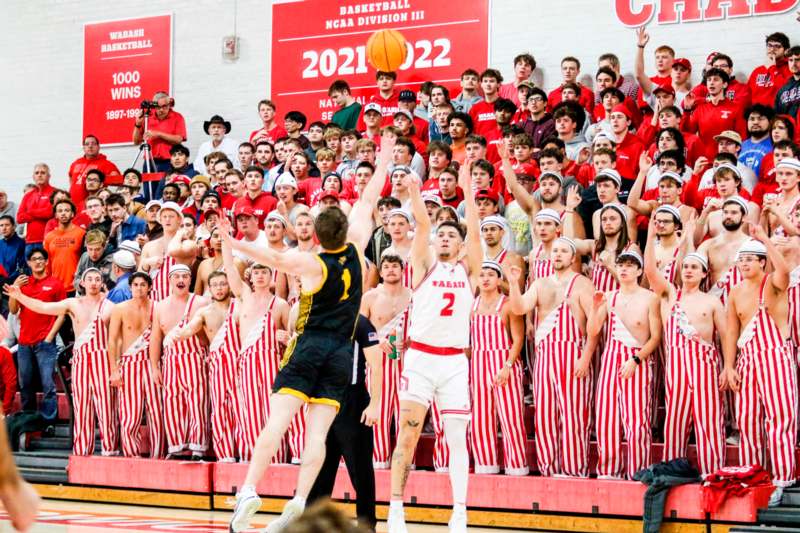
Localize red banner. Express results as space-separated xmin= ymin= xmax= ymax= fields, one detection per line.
xmin=270 ymin=0 xmax=490 ymax=122
xmin=83 ymin=14 xmax=173 ymax=146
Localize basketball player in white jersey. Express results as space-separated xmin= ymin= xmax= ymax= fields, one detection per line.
xmin=5 ymin=269 xmax=116 ymax=456
xmin=387 ymin=162 xmax=482 ymax=533
xmin=139 ymin=202 xmax=197 ymax=301
xmin=360 ymin=253 xmax=412 ymax=469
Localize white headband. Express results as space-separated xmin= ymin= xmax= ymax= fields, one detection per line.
xmin=736 ymin=239 xmax=767 ymax=259
xmin=683 ymin=252 xmax=709 ymax=270
xmin=655 ymin=204 xmax=681 ymax=222
xmin=535 ymin=208 xmax=562 ymax=226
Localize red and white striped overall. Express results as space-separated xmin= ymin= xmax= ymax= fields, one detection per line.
xmin=470 ymin=294 xmax=528 ymax=475
xmin=118 ymin=304 xmax=165 ymax=458
xmin=236 ymin=297 xmax=288 ymax=462
xmin=661 ymin=291 xmax=725 ymax=476
xmin=591 ymin=252 xmax=621 ymax=294
xmin=369 ymin=307 xmax=409 ymax=469
xmin=661 ymin=245 xmax=681 ymax=287
xmin=208 ymin=299 xmax=241 ymax=462
xmin=526 ymin=242 xmax=554 ymax=386
xmin=595 ymin=291 xmax=653 ymax=479
xmin=150 ymin=255 xmax=175 ymax=302
xmin=71 ymin=299 xmax=117 ymax=456
xmin=709 ymin=265 xmax=742 ymax=306
xmin=788 ymin=266 xmax=800 ymax=360
xmin=533 ymin=275 xmax=592 ymax=477
xmin=735 ymin=276 xmax=798 ymax=486
xmin=163 ymin=295 xmax=209 ymax=455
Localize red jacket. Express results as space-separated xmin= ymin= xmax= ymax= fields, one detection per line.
xmin=681 ymin=99 xmax=746 ymax=160
xmin=68 ymin=154 xmax=122 ymax=209
xmin=748 ymin=59 xmax=791 ymax=107
xmin=614 ymin=132 xmax=645 ymax=180
xmin=249 ymin=123 xmax=288 ymax=145
xmin=690 ymin=78 xmax=751 ymax=113
xmin=17 ymin=183 xmax=55 ymax=244
xmin=547 ymin=83 xmax=595 ymax=114
xmin=233 ymin=192 xmax=277 ymax=229
xmin=751 ymin=152 xmax=778 ymax=206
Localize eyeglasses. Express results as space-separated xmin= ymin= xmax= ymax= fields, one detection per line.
xmin=767 ymin=43 xmax=784 ymax=49
xmin=654 ymin=219 xmax=674 ymax=225
xmin=29 ymin=256 xmax=46 ymax=262
xmin=528 ymin=96 xmax=545 ymax=103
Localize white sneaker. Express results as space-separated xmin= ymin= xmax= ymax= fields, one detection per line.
xmin=229 ymin=486 xmax=261 ymax=532
xmin=769 ymin=486 xmax=784 ymax=507
xmin=264 ymin=499 xmax=304 ymax=533
xmin=725 ymin=433 xmax=740 ymax=446
xmin=387 ymin=505 xmax=408 ymax=533
xmin=448 ymin=507 xmax=467 ymax=532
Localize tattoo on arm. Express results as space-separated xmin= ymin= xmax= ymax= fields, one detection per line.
xmin=406 ymin=419 xmax=420 ymax=428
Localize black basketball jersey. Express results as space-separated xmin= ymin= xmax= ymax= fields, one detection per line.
xmin=295 ymin=242 xmax=363 ymax=338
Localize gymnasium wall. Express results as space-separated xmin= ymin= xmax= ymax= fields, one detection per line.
xmin=1 ymin=0 xmax=797 ymax=201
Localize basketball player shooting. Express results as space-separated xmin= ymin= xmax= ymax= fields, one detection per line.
xmin=227 ymin=135 xmax=393 ymax=533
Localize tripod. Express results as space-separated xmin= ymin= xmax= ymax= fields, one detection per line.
xmin=131 ymin=106 xmax=161 ymax=203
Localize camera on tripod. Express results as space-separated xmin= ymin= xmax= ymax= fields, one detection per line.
xmin=140 ymin=100 xmax=159 ymax=111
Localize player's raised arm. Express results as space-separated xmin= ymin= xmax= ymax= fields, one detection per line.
xmin=643 ymin=217 xmax=671 ymax=299
xmin=460 ymin=160 xmax=483 ymax=278
xmin=499 ymin=144 xmax=536 ymax=216
xmin=2 ymin=284 xmax=73 ymax=316
xmin=167 ymin=228 xmax=198 ymax=260
xmin=218 ymin=215 xmax=321 ymax=281
xmin=752 ymin=224 xmax=790 ymax=291
xmin=505 ymin=265 xmax=537 ymax=315
xmin=348 ymin=134 xmax=395 ymax=250
xmin=408 ymin=167 xmax=434 ymax=280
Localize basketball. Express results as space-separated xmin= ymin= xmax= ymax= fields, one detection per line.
xmin=366 ymin=29 xmax=408 ymax=72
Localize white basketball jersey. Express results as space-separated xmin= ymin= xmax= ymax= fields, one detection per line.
xmin=408 ymin=261 xmax=474 ymax=348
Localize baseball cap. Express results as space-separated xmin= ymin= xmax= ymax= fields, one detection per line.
xmin=158 ymin=201 xmax=182 ymax=217
xmin=653 ymin=83 xmax=676 ymax=96
xmin=673 ymin=58 xmax=692 ymax=71
xmin=189 ymin=175 xmax=211 ymax=188
xmin=202 ymin=190 xmax=221 ymax=203
xmin=145 ymin=199 xmax=162 ymax=211
xmin=713 ymin=130 xmax=742 ymax=145
xmin=422 ymin=192 xmax=443 ymax=206
xmin=169 ymin=175 xmax=191 ymax=186
xmin=234 ymin=204 xmax=256 ymax=219
xmin=318 ymin=190 xmax=340 ymax=202
xmin=364 ymin=102 xmax=382 ymax=115
xmin=539 ymin=171 xmax=563 ymax=185
xmin=517 ymin=80 xmax=536 ymax=90
xmin=112 ymin=250 xmax=136 ymax=269
xmin=475 ymin=189 xmax=500 ymax=203
xmin=398 ymin=90 xmax=416 ymax=102
xmin=393 ymin=109 xmax=414 ymax=121
xmin=274 ymin=172 xmax=298 ymax=189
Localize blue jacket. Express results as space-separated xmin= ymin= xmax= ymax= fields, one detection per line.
xmin=106 ymin=272 xmax=132 ymax=303
xmin=0 ymin=233 xmax=25 ymax=281
xmin=119 ymin=215 xmax=147 ymax=243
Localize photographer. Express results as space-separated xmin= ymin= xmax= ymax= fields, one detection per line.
xmin=132 ymin=91 xmax=187 ymax=173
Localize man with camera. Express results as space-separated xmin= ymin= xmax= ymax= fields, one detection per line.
xmin=132 ymin=91 xmax=187 ymax=174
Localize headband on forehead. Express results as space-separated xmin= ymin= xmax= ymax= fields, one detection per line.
xmin=479 ymin=215 xmax=505 ymax=230
xmin=776 ymin=157 xmax=800 ymax=173
xmin=655 ymin=204 xmax=681 ymax=222
xmin=600 ymin=203 xmax=628 ymax=222
xmin=388 ymin=208 xmax=413 ymax=224
xmin=723 ymin=195 xmax=749 ymax=215
xmin=534 ymin=208 xmax=562 ymax=226
xmin=554 ymin=236 xmax=577 ymax=255
xmin=714 ymin=162 xmax=742 ymax=179
xmin=617 ymin=249 xmax=643 ymax=267
xmin=481 ymin=260 xmax=504 ymax=278
xmin=539 ymin=171 xmax=563 ymax=185
xmin=736 ymin=239 xmax=767 ymax=259
xmin=266 ymin=211 xmax=288 ymax=227
xmin=683 ymin=252 xmax=708 ymax=270
xmin=169 ymin=263 xmax=191 ymax=277
xmin=81 ymin=267 xmax=103 ymax=281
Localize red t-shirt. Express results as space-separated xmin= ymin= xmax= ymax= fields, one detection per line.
xmin=17 ymin=184 xmax=55 ymax=244
xmin=249 ymin=124 xmax=288 ymax=145
xmin=547 ymin=83 xmax=595 ymax=114
xmin=469 ymin=100 xmax=500 ymax=137
xmin=18 ymin=275 xmax=66 ymax=345
xmin=0 ymin=346 xmax=16 ymax=414
xmin=690 ymin=78 xmax=751 ymax=113
xmin=146 ymin=110 xmax=188 ymax=160
xmin=233 ymin=192 xmax=277 ymax=229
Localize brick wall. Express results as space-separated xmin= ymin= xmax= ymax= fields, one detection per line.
xmin=0 ymin=0 xmax=797 ymax=202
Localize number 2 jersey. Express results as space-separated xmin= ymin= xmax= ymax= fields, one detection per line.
xmin=408 ymin=261 xmax=474 ymax=349
xmin=296 ymin=242 xmax=363 ymax=338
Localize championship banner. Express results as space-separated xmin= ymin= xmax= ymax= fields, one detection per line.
xmin=270 ymin=0 xmax=490 ymax=122
xmin=83 ymin=14 xmax=173 ymax=145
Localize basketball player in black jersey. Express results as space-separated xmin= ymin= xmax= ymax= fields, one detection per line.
xmin=227 ymin=134 xmax=395 ymax=533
